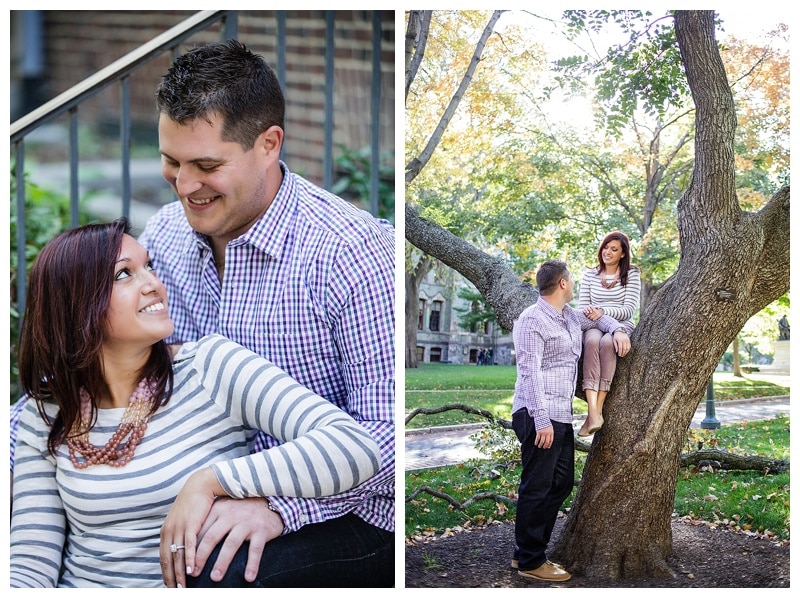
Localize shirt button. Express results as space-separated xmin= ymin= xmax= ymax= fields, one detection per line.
xmin=300 ymin=514 xmax=308 ymax=523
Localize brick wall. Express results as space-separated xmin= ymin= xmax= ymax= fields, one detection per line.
xmin=12 ymin=10 xmax=395 ymax=187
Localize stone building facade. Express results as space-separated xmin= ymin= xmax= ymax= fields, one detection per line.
xmin=415 ymin=269 xmax=514 ymax=366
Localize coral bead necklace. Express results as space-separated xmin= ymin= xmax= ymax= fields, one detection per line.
xmin=67 ymin=378 xmax=155 ymax=469
xmin=600 ymin=270 xmax=619 ymax=289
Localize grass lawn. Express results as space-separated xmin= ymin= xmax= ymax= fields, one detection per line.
xmin=404 ymin=363 xmax=790 ymax=542
xmin=405 ymin=364 xmax=789 ymax=430
xmin=405 ymin=416 xmax=790 ymax=541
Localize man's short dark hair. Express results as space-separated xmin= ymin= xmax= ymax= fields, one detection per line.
xmin=155 ymin=39 xmax=285 ymax=151
xmin=536 ymin=260 xmax=570 ymax=296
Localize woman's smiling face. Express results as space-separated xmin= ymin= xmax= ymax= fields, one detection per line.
xmin=103 ymin=234 xmax=174 ymax=350
xmin=602 ymin=239 xmax=625 ymax=269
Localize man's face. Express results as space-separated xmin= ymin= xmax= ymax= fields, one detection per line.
xmin=158 ymin=113 xmax=275 ymax=247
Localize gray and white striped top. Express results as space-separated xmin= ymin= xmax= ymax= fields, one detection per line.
xmin=577 ymin=267 xmax=641 ymax=329
xmin=10 ymin=335 xmax=381 ymax=588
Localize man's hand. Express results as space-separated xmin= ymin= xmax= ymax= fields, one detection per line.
xmin=160 ymin=467 xmax=222 ymax=588
xmin=534 ymin=425 xmax=554 ymax=449
xmin=613 ymin=330 xmax=631 ymax=357
xmin=192 ymin=497 xmax=285 ymax=584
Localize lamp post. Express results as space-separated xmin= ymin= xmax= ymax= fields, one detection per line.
xmin=700 ymin=377 xmax=720 ymax=429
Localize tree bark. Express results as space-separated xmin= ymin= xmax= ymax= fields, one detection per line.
xmin=551 ymin=11 xmax=790 ymax=579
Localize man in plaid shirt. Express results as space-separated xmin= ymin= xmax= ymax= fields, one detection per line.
xmin=10 ymin=40 xmax=394 ymax=587
xmin=511 ymin=260 xmax=629 ymax=582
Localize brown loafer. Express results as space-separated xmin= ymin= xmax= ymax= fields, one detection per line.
xmin=513 ymin=558 xmax=564 ymax=571
xmin=518 ymin=560 xmax=571 ymax=581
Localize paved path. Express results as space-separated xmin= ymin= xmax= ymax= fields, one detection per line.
xmin=404 ymin=396 xmax=790 ymax=471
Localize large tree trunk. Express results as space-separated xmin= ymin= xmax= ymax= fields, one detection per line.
xmin=732 ymin=335 xmax=742 ymax=376
xmin=551 ymin=11 xmax=790 ymax=579
xmin=405 ymin=252 xmax=434 ymax=368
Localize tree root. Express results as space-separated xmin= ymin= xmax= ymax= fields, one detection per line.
xmin=681 ymin=448 xmax=788 ymax=473
xmin=405 ymin=404 xmax=508 ymax=427
xmin=406 ymin=486 xmax=516 ymax=510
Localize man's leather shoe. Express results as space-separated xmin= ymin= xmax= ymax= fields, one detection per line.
xmin=518 ymin=560 xmax=571 ymax=581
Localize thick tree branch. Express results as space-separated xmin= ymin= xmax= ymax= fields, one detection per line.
xmin=405 ymin=404 xmax=504 ymax=427
xmin=681 ymin=448 xmax=789 ymax=473
xmin=405 ymin=204 xmax=538 ymax=329
xmin=746 ymin=185 xmax=791 ymax=311
xmin=675 ymin=11 xmax=738 ymax=229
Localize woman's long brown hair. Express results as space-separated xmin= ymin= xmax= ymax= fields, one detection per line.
xmin=18 ymin=218 xmax=173 ymax=456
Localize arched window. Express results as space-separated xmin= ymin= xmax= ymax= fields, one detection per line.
xmin=429 ymin=300 xmax=442 ymax=332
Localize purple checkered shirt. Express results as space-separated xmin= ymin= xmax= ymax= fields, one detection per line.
xmin=10 ymin=163 xmax=395 ymax=534
xmin=512 ymin=297 xmax=621 ymax=431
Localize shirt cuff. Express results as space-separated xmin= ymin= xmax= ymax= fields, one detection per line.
xmin=532 ymin=409 xmax=551 ymax=431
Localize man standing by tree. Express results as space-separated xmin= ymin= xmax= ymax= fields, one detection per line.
xmin=511 ymin=260 xmax=629 ymax=582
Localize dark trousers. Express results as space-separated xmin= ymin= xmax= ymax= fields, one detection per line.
xmin=187 ymin=513 xmax=394 ymax=587
xmin=512 ymin=411 xmax=574 ymax=571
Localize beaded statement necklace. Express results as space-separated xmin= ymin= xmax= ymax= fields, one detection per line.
xmin=67 ymin=378 xmax=155 ymax=469
xmin=600 ymin=271 xmax=619 ymax=289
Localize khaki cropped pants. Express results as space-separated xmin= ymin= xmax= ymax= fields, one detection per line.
xmin=582 ymin=325 xmax=633 ymax=391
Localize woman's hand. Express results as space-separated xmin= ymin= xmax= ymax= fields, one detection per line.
xmin=160 ymin=467 xmax=225 ymax=588
xmin=583 ymin=306 xmax=604 ymax=321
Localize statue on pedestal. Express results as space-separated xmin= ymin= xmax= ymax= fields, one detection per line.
xmin=778 ymin=315 xmax=790 ymax=341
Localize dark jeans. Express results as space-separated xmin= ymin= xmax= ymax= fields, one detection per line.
xmin=512 ymin=411 xmax=574 ymax=571
xmin=186 ymin=513 xmax=394 ymax=587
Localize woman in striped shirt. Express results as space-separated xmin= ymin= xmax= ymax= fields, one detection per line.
xmin=577 ymin=231 xmax=640 ymax=437
xmin=10 ymin=219 xmax=381 ymax=588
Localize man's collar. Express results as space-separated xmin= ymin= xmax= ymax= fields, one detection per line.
xmin=537 ymin=295 xmax=567 ymax=317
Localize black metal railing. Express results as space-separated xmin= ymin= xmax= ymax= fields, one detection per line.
xmin=10 ymin=9 xmax=388 ymax=321
xmin=11 ymin=10 xmax=237 ymax=320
